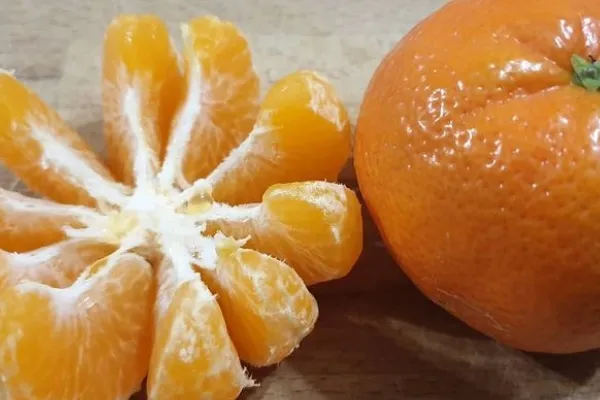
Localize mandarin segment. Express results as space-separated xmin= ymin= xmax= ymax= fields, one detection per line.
xmin=148 ymin=257 xmax=252 ymax=400
xmin=206 ymin=181 xmax=363 ymax=285
xmin=206 ymin=70 xmax=351 ymax=205
xmin=158 ymin=16 xmax=259 ymax=189
xmin=0 ymin=253 xmax=154 ymax=400
xmin=254 ymin=181 xmax=363 ymax=284
xmin=0 ymin=72 xmax=128 ymax=208
xmin=202 ymin=248 xmax=318 ymax=367
xmin=0 ymin=187 xmax=101 ymax=252
xmin=0 ymin=239 xmax=115 ymax=290
xmin=103 ymin=14 xmax=184 ymax=186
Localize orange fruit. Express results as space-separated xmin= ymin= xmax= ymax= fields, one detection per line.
xmin=354 ymin=0 xmax=600 ymax=354
xmin=0 ymin=13 xmax=363 ymax=399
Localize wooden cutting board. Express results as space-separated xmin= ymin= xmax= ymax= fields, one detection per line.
xmin=2 ymin=0 xmax=600 ymax=398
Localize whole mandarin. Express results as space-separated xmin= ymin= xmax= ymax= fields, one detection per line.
xmin=355 ymin=0 xmax=600 ymax=354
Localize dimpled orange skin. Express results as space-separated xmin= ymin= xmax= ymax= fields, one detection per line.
xmin=354 ymin=0 xmax=600 ymax=354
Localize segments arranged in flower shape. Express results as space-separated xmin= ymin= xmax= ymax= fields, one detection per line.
xmin=0 ymin=14 xmax=363 ymax=400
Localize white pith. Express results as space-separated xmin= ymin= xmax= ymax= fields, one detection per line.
xmin=123 ymin=85 xmax=158 ymax=190
xmin=8 ymin=241 xmax=63 ymax=265
xmin=30 ymin=122 xmax=129 ymax=207
xmin=14 ymin=252 xmax=145 ymax=323
xmin=266 ymin=181 xmax=346 ymax=244
xmin=0 ymin=188 xmax=101 ymax=226
xmin=206 ymin=121 xmax=270 ymax=185
xmin=157 ymin=45 xmax=204 ymax=189
xmin=63 ymin=68 xmax=259 ymax=285
xmin=304 ymin=72 xmax=346 ymax=131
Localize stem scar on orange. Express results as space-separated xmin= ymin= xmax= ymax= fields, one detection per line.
xmin=355 ymin=0 xmax=600 ymax=354
xmin=0 ymin=14 xmax=363 ymax=399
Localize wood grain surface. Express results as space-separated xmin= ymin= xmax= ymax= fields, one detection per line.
xmin=2 ymin=0 xmax=600 ymax=399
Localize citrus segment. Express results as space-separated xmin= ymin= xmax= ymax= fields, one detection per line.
xmin=0 ymin=253 xmax=153 ymax=400
xmin=0 ymin=239 xmax=115 ymax=290
xmin=0 ymin=187 xmax=101 ymax=252
xmin=205 ymin=181 xmax=363 ymax=285
xmin=103 ymin=14 xmax=183 ymax=186
xmin=206 ymin=70 xmax=351 ymax=205
xmin=158 ymin=16 xmax=259 ymax=189
xmin=202 ymin=248 xmax=318 ymax=367
xmin=148 ymin=257 xmax=252 ymax=400
xmin=254 ymin=181 xmax=363 ymax=284
xmin=0 ymin=72 xmax=128 ymax=208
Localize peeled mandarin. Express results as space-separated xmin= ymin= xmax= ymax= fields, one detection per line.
xmin=0 ymin=13 xmax=365 ymax=400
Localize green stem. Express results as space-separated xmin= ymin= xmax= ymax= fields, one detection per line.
xmin=571 ymin=54 xmax=600 ymax=92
